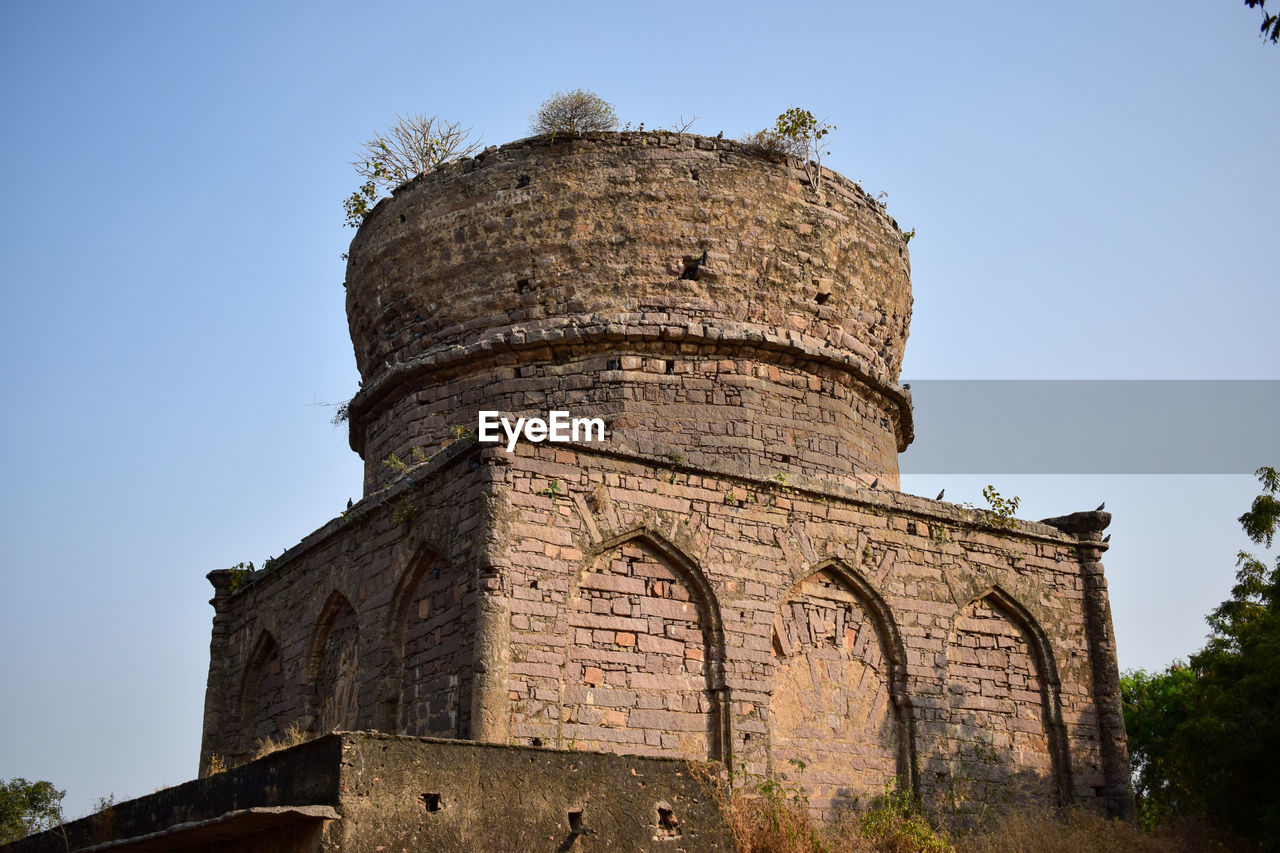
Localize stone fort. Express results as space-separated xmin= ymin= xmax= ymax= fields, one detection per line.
xmin=189 ymin=131 xmax=1133 ymax=830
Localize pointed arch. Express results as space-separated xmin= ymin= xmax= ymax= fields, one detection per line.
xmin=238 ymin=629 xmax=287 ymax=755
xmin=381 ymin=544 xmax=472 ymax=737
xmin=942 ymin=585 xmax=1072 ymax=812
xmin=553 ymin=528 xmax=730 ymax=763
xmin=769 ymin=560 xmax=917 ymax=814
xmin=307 ymin=591 xmax=360 ymax=734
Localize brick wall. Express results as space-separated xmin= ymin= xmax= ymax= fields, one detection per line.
xmin=201 ymin=440 xmax=1132 ymax=819
xmin=342 ymin=132 xmax=913 ymax=495
xmin=196 ymin=132 xmax=1132 ymax=821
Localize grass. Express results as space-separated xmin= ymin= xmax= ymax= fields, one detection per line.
xmin=252 ymin=720 xmax=313 ymax=760
xmin=708 ymin=773 xmax=1245 ymax=853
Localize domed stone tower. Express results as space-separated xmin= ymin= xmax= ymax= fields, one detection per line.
xmin=201 ymin=133 xmax=1133 ymax=823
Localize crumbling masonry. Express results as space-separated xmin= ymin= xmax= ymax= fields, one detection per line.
xmin=199 ymin=132 xmax=1134 ymax=822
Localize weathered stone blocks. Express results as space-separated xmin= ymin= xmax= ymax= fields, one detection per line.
xmin=198 ymin=133 xmax=1133 ymax=827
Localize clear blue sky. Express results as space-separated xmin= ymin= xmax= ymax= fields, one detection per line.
xmin=1 ymin=1 xmax=1275 ymax=819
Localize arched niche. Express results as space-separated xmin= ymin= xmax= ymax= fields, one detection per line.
xmin=307 ymin=591 xmax=360 ymax=734
xmin=556 ymin=530 xmax=729 ymax=762
xmin=940 ymin=586 xmax=1071 ymax=816
xmin=238 ymin=630 xmax=287 ymax=754
xmin=768 ymin=561 xmax=915 ymax=816
xmin=382 ymin=547 xmax=472 ymax=738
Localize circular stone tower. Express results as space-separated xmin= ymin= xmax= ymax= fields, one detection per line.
xmin=343 ymin=132 xmax=913 ymax=494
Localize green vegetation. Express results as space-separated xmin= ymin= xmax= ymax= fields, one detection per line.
xmin=979 ymin=485 xmax=1020 ymax=530
xmin=743 ymin=108 xmax=835 ymax=190
xmin=344 ymin=113 xmax=481 ymax=226
xmin=1 ymin=778 xmax=64 ymax=841
xmin=1121 ymin=466 xmax=1280 ymax=849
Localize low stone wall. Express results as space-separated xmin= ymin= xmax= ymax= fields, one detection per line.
xmin=4 ymin=733 xmax=732 ymax=853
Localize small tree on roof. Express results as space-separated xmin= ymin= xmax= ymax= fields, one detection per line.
xmin=343 ymin=113 xmax=481 ymax=227
xmin=530 ymin=89 xmax=619 ymax=138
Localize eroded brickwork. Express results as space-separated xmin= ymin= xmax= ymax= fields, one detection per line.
xmin=199 ymin=133 xmax=1133 ymax=823
xmin=770 ymin=569 xmax=900 ymax=815
xmin=343 ymin=132 xmax=913 ymax=495
xmin=940 ymin=596 xmax=1058 ymax=816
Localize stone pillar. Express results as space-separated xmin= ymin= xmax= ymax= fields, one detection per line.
xmin=470 ymin=584 xmax=511 ymax=744
xmin=199 ymin=568 xmax=235 ymax=777
xmin=1042 ymin=509 xmax=1136 ymax=820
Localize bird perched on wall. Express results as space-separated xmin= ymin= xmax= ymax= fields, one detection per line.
xmin=1095 ymin=501 xmax=1106 ymax=511
xmin=347 ymin=498 xmax=353 ymax=510
xmin=1103 ymin=534 xmax=1111 ymax=543
xmin=935 ymin=489 xmax=945 ymax=501
xmin=870 ymin=478 xmax=879 ymax=489
xmin=716 ymin=130 xmax=723 ymax=139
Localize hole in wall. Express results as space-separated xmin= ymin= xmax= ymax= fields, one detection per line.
xmin=531 ymin=737 xmax=543 ymax=747
xmin=605 ymin=357 xmax=622 ymax=371
xmin=517 ymin=279 xmax=531 ymax=294
xmin=399 ymin=214 xmax=406 ymax=223
xmin=568 ymin=809 xmax=584 ymax=832
xmin=656 ymin=804 xmax=680 ymax=837
xmin=814 ymin=292 xmax=830 ymax=305
xmin=517 ymin=175 xmax=531 ymax=187
xmin=665 ymin=360 xmax=675 ymax=375
xmin=780 ymin=455 xmax=791 ymax=464
xmin=690 ymin=169 xmax=699 ymax=181
xmin=530 ymin=579 xmax=539 ymax=589
xmin=421 ymin=792 xmax=442 ymax=812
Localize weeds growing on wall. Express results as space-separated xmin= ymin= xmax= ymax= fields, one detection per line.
xmin=252 ymin=721 xmax=313 ymax=761
xmin=344 ymin=113 xmax=481 ymax=226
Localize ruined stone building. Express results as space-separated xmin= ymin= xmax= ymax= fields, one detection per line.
xmin=192 ymin=132 xmax=1133 ymax=825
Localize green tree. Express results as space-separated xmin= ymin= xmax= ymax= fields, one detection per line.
xmin=1121 ymin=466 xmax=1280 ymax=848
xmin=1120 ymin=663 xmax=1198 ymax=826
xmin=0 ymin=778 xmax=65 ymax=842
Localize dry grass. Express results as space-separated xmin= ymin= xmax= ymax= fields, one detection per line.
xmin=709 ymin=779 xmax=1238 ymax=853
xmin=252 ymin=721 xmax=313 ymax=760
xmin=953 ymin=808 xmax=1244 ymax=853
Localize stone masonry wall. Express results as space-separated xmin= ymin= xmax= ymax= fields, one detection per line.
xmin=482 ymin=441 xmax=1130 ymax=820
xmin=201 ymin=438 xmax=1131 ymax=820
xmin=200 ymin=445 xmax=489 ymax=769
xmin=8 ymin=733 xmax=732 ymax=853
xmin=343 ymin=132 xmax=913 ymax=495
xmin=195 ymin=131 xmax=1133 ymax=825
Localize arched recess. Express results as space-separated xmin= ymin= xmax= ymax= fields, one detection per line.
xmin=768 ymin=560 xmax=916 ymax=815
xmin=238 ymin=630 xmax=288 ymax=754
xmin=307 ymin=591 xmax=360 ymax=734
xmin=941 ymin=586 xmax=1071 ymax=815
xmin=555 ymin=529 xmax=730 ymax=763
xmin=381 ymin=546 xmax=472 ymax=738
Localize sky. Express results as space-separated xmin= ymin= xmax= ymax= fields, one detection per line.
xmin=0 ymin=0 xmax=1275 ymax=820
